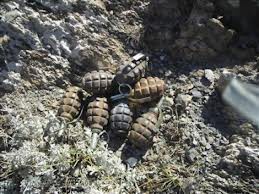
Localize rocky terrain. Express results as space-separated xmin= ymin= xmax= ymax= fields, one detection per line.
xmin=0 ymin=0 xmax=259 ymax=193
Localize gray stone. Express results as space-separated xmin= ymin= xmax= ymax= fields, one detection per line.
xmin=125 ymin=157 xmax=138 ymax=168
xmin=6 ymin=62 xmax=23 ymax=73
xmin=175 ymin=94 xmax=193 ymax=108
xmin=191 ymin=89 xmax=202 ymax=99
xmin=185 ymin=148 xmax=199 ymax=163
xmin=1 ymin=72 xmax=21 ymax=91
xmin=239 ymin=147 xmax=259 ymax=175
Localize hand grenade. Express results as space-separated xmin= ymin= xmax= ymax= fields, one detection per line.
xmin=82 ymin=70 xmax=114 ymax=95
xmin=115 ymin=53 xmax=147 ymax=85
xmin=57 ymin=86 xmax=83 ymax=122
xmin=110 ymin=102 xmax=133 ymax=137
xmin=86 ymin=97 xmax=109 ymax=148
xmin=128 ymin=108 xmax=159 ymax=148
xmin=129 ymin=77 xmax=166 ymax=104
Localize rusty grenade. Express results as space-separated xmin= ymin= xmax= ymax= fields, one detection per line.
xmin=128 ymin=107 xmax=159 ymax=148
xmin=57 ymin=86 xmax=83 ymax=122
xmin=82 ymin=70 xmax=114 ymax=95
xmin=110 ymin=102 xmax=133 ymax=136
xmin=129 ymin=77 xmax=166 ymax=104
xmin=86 ymin=97 xmax=109 ymax=148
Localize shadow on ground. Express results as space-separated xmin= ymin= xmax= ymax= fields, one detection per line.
xmin=201 ymin=90 xmax=251 ymax=138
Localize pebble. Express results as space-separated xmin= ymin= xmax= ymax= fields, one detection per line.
xmin=169 ymin=90 xmax=175 ymax=97
xmin=178 ymin=75 xmax=188 ymax=83
xmin=165 ymin=70 xmax=172 ymax=77
xmin=205 ymin=143 xmax=212 ymax=150
xmin=191 ymin=89 xmax=202 ymax=99
xmin=175 ymin=94 xmax=193 ymax=108
xmin=194 ymin=81 xmax=204 ymax=88
xmin=204 ymin=69 xmax=215 ymax=83
xmin=192 ymin=138 xmax=198 ymax=146
xmin=184 ymin=83 xmax=194 ymax=90
xmin=164 ymin=114 xmax=172 ymax=122
xmin=185 ymin=148 xmax=199 ymax=163
xmin=164 ymin=96 xmax=174 ymax=106
xmin=37 ymin=103 xmax=45 ymax=112
xmin=125 ymin=157 xmax=139 ymax=168
xmin=160 ymin=55 xmax=166 ymax=61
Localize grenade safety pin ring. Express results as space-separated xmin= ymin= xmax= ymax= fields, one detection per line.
xmin=110 ymin=84 xmax=132 ymax=102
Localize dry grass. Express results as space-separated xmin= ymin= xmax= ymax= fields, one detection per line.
xmin=139 ymin=165 xmax=184 ymax=193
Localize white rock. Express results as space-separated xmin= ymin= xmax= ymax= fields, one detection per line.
xmin=164 ymin=96 xmax=174 ymax=106
xmin=175 ymin=94 xmax=193 ymax=107
xmin=204 ymin=69 xmax=215 ymax=83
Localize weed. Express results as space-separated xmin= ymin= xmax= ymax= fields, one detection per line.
xmin=140 ymin=165 xmax=184 ymax=193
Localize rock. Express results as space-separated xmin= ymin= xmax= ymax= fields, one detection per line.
xmin=6 ymin=62 xmax=23 ymax=73
xmin=37 ymin=103 xmax=45 ymax=112
xmin=178 ymin=75 xmax=188 ymax=83
xmin=182 ymin=83 xmax=194 ymax=92
xmin=204 ymin=69 xmax=215 ymax=83
xmin=164 ymin=96 xmax=175 ymax=106
xmin=169 ymin=1 xmax=235 ymax=63
xmin=1 ymin=72 xmax=21 ymax=91
xmin=185 ymin=148 xmax=199 ymax=163
xmin=125 ymin=157 xmax=138 ymax=168
xmin=239 ymin=147 xmax=259 ymax=175
xmin=165 ymin=70 xmax=172 ymax=77
xmin=169 ymin=90 xmax=175 ymax=97
xmin=215 ymin=0 xmax=259 ymax=34
xmin=164 ymin=114 xmax=172 ymax=122
xmin=217 ymin=69 xmax=236 ymax=92
xmin=175 ymin=94 xmax=193 ymax=108
xmin=191 ymin=89 xmax=202 ymax=99
xmin=205 ymin=143 xmax=212 ymax=150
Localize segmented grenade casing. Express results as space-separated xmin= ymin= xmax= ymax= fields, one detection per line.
xmin=82 ymin=70 xmax=114 ymax=95
xmin=128 ymin=110 xmax=158 ymax=148
xmin=86 ymin=97 xmax=109 ymax=132
xmin=115 ymin=61 xmax=146 ymax=85
xmin=57 ymin=86 xmax=82 ymax=122
xmin=110 ymin=102 xmax=133 ymax=136
xmin=129 ymin=77 xmax=165 ymax=104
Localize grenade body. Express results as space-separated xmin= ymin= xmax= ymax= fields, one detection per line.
xmin=82 ymin=70 xmax=114 ymax=95
xmin=86 ymin=97 xmax=109 ymax=133
xmin=129 ymin=77 xmax=166 ymax=104
xmin=110 ymin=102 xmax=133 ymax=136
xmin=115 ymin=61 xmax=146 ymax=85
xmin=128 ymin=111 xmax=158 ymax=148
xmin=57 ymin=86 xmax=82 ymax=122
